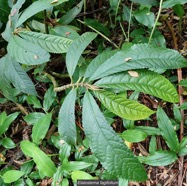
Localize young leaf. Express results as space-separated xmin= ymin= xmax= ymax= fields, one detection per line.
xmin=84 ymin=49 xmax=118 ymax=79
xmin=121 ymin=130 xmax=147 ymax=143
xmin=5 ymin=58 xmax=37 ymax=95
xmin=157 ymin=107 xmax=179 ymax=152
xmin=18 ymin=31 xmax=72 ymax=54
xmin=94 ymin=90 xmax=155 ymax=120
xmin=95 ymin=70 xmax=179 ymax=103
xmin=16 ymin=0 xmax=68 ymax=27
xmin=58 ymin=0 xmax=84 ymax=25
xmin=66 ymin=32 xmax=97 ymax=77
xmin=89 ymin=44 xmax=187 ymax=80
xmin=20 ymin=140 xmax=56 ymax=177
xmin=32 ymin=113 xmax=52 ymax=145
xmin=83 ymin=91 xmax=147 ymax=181
xmin=3 ymin=170 xmax=25 ymax=183
xmin=138 ymin=151 xmax=177 ymax=166
xmin=58 ymin=89 xmax=77 ymax=146
xmin=7 ymin=35 xmax=50 ymax=65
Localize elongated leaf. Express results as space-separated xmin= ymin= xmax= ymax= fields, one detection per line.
xmin=7 ymin=35 xmax=50 ymax=65
xmin=94 ymin=90 xmax=154 ymax=120
xmin=3 ymin=170 xmax=25 ymax=183
xmin=130 ymin=0 xmax=158 ymax=6
xmin=16 ymin=0 xmax=68 ymax=27
xmin=89 ymin=44 xmax=187 ymax=80
xmin=32 ymin=113 xmax=52 ymax=145
xmin=157 ymin=107 xmax=179 ymax=152
xmin=58 ymin=89 xmax=77 ymax=145
xmin=20 ymin=140 xmax=56 ymax=177
xmin=0 ymin=56 xmax=18 ymax=101
xmin=58 ymin=0 xmax=84 ymax=25
xmin=62 ymin=161 xmax=92 ymax=171
xmin=138 ymin=151 xmax=177 ymax=166
xmin=24 ymin=112 xmax=45 ymax=125
xmin=18 ymin=31 xmax=72 ymax=54
xmin=135 ymin=126 xmax=161 ymax=136
xmin=179 ymin=136 xmax=187 ymax=156
xmin=5 ymin=57 xmax=37 ymax=95
xmin=83 ymin=91 xmax=147 ymax=181
xmin=95 ymin=70 xmax=179 ymax=103
xmin=84 ymin=49 xmax=118 ymax=79
xmin=121 ymin=130 xmax=147 ymax=142
xmin=66 ymin=32 xmax=97 ymax=77
xmin=163 ymin=0 xmax=187 ymax=8
xmin=2 ymin=0 xmax=25 ymax=41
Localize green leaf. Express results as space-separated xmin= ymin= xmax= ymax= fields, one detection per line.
xmin=135 ymin=126 xmax=161 ymax=135
xmin=25 ymin=110 xmax=44 ymax=124
xmin=16 ymin=0 xmax=68 ymax=27
xmin=0 ymin=56 xmax=18 ymax=101
xmin=0 ymin=137 xmax=16 ymax=149
xmin=163 ymin=0 xmax=187 ymax=8
xmin=18 ymin=31 xmax=72 ymax=54
xmin=2 ymin=0 xmax=25 ymax=41
xmin=94 ymin=90 xmax=155 ymax=120
xmin=0 ymin=112 xmax=19 ymax=136
xmin=43 ymin=86 xmax=56 ymax=111
xmin=149 ymin=136 xmax=157 ymax=154
xmin=138 ymin=151 xmax=177 ymax=166
xmin=3 ymin=170 xmax=25 ymax=183
xmin=5 ymin=57 xmax=37 ymax=95
xmin=89 ymin=44 xmax=187 ymax=80
xmin=95 ymin=70 xmax=179 ymax=103
xmin=26 ymin=95 xmax=42 ymax=109
xmin=66 ymin=32 xmax=97 ymax=77
xmin=157 ymin=107 xmax=179 ymax=152
xmin=32 ymin=113 xmax=52 ymax=145
xmin=72 ymin=171 xmax=95 ymax=182
xmin=134 ymin=8 xmax=155 ymax=27
xmin=130 ymin=0 xmax=158 ymax=6
xmin=179 ymin=79 xmax=187 ymax=87
xmin=179 ymin=102 xmax=187 ymax=110
xmin=20 ymin=140 xmax=56 ymax=177
xmin=58 ymin=89 xmax=77 ymax=145
xmin=83 ymin=91 xmax=147 ymax=181
xmin=121 ymin=130 xmax=147 ymax=143
xmin=84 ymin=49 xmax=118 ymax=79
xmin=62 ymin=161 xmax=92 ymax=171
xmin=0 ymin=0 xmax=10 ymax=23
xmin=58 ymin=0 xmax=84 ymax=25
xmin=179 ymin=136 xmax=187 ymax=156
xmin=7 ymin=35 xmax=50 ymax=65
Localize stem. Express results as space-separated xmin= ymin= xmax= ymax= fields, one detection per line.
xmin=127 ymin=2 xmax=133 ymax=42
xmin=149 ymin=0 xmax=163 ymax=43
xmin=77 ymin=19 xmax=120 ymax=49
xmin=43 ymin=72 xmax=58 ymax=88
xmin=44 ymin=10 xmax=49 ymax=34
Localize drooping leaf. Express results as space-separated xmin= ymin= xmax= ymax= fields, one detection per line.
xmin=179 ymin=136 xmax=187 ymax=156
xmin=0 ymin=55 xmax=19 ymax=101
xmin=7 ymin=35 xmax=50 ymax=65
xmin=94 ymin=90 xmax=155 ymax=120
xmin=20 ymin=140 xmax=56 ymax=177
xmin=84 ymin=49 xmax=118 ymax=79
xmin=163 ymin=0 xmax=187 ymax=8
xmin=32 ymin=113 xmax=52 ymax=145
xmin=58 ymin=89 xmax=77 ymax=145
xmin=5 ymin=57 xmax=37 ymax=95
xmin=157 ymin=107 xmax=179 ymax=152
xmin=58 ymin=0 xmax=84 ymax=25
xmin=121 ymin=130 xmax=147 ymax=142
xmin=130 ymin=0 xmax=158 ymax=6
xmin=18 ymin=30 xmax=72 ymax=54
xmin=1 ymin=0 xmax=25 ymax=41
xmin=138 ymin=151 xmax=177 ymax=166
xmin=3 ymin=170 xmax=25 ymax=183
xmin=95 ymin=70 xmax=179 ymax=103
xmin=16 ymin=0 xmax=68 ymax=27
xmin=66 ymin=32 xmax=97 ymax=77
xmin=89 ymin=44 xmax=187 ymax=80
xmin=82 ymin=91 xmax=147 ymax=181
